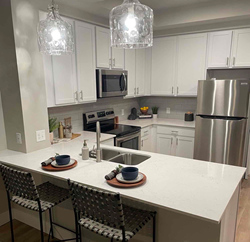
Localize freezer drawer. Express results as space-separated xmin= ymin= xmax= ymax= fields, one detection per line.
xmin=196 ymin=79 xmax=250 ymax=117
xmin=194 ymin=116 xmax=247 ymax=166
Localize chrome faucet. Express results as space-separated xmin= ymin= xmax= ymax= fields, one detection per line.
xmin=96 ymin=121 xmax=102 ymax=162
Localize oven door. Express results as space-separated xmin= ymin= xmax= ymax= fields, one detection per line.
xmin=97 ymin=69 xmax=128 ymax=98
xmin=116 ymin=131 xmax=141 ymax=150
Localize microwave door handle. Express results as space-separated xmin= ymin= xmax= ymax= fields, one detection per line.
xmin=123 ymin=73 xmax=127 ymax=92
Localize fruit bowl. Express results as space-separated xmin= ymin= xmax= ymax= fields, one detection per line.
xmin=140 ymin=107 xmax=149 ymax=115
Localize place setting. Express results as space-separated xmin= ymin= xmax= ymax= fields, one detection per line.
xmin=41 ymin=154 xmax=77 ymax=171
xmin=105 ymin=165 xmax=147 ymax=188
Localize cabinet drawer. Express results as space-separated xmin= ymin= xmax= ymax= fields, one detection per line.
xmin=141 ymin=127 xmax=150 ymax=137
xmin=157 ymin=126 xmax=195 ymax=137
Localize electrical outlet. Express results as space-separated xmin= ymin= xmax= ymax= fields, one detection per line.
xmin=36 ymin=130 xmax=46 ymax=142
xmin=16 ymin=133 xmax=22 ymax=144
xmin=121 ymin=109 xmax=125 ymax=116
xmin=166 ymin=108 xmax=171 ymax=114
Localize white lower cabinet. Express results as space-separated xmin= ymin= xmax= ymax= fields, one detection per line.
xmin=141 ymin=127 xmax=152 ymax=152
xmin=156 ymin=126 xmax=195 ymax=159
xmin=157 ymin=134 xmax=174 ymax=155
xmin=175 ymin=136 xmax=194 ymax=159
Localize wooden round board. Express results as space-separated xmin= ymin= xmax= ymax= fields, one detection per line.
xmin=107 ymin=173 xmax=147 ymax=188
xmin=42 ymin=160 xmax=77 ymax=171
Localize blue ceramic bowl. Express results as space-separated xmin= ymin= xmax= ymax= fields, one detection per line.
xmin=121 ymin=167 xmax=139 ymax=181
xmin=56 ymin=155 xmax=70 ymax=166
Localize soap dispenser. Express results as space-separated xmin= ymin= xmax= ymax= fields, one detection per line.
xmin=82 ymin=140 xmax=89 ymax=160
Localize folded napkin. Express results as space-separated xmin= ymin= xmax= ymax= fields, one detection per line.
xmin=105 ymin=165 xmax=123 ymax=180
xmin=41 ymin=157 xmax=55 ymax=167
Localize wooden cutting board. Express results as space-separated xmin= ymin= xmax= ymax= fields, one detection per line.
xmin=42 ymin=160 xmax=78 ymax=171
xmin=107 ymin=173 xmax=147 ymax=188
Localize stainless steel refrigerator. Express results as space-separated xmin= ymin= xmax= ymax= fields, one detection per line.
xmin=194 ymin=79 xmax=250 ymax=167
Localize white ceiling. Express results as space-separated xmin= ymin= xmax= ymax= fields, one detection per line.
xmin=56 ymin=0 xmax=229 ymax=18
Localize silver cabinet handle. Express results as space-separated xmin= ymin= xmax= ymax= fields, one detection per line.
xmin=109 ymin=58 xmax=112 ymax=68
xmin=74 ymin=91 xmax=78 ymax=101
xmin=233 ymin=57 xmax=236 ymax=66
xmin=226 ymin=57 xmax=229 ymax=67
xmin=172 ymin=87 xmax=174 ymax=95
xmin=141 ymin=140 xmax=144 ymax=147
xmin=176 ymin=138 xmax=178 ymax=145
xmin=80 ymin=90 xmax=83 ymax=100
xmin=171 ymin=131 xmax=178 ymax=133
xmin=113 ymin=58 xmax=115 ymax=67
xmin=177 ymin=87 xmax=179 ymax=95
xmin=134 ymin=88 xmax=136 ymax=95
xmin=137 ymin=87 xmax=139 ymax=95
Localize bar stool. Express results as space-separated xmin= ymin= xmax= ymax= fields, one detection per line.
xmin=68 ymin=179 xmax=157 ymax=242
xmin=0 ymin=164 xmax=77 ymax=242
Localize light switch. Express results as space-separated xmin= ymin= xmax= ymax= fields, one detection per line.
xmin=121 ymin=109 xmax=125 ymax=116
xmin=36 ymin=130 xmax=46 ymax=142
xmin=166 ymin=108 xmax=171 ymax=114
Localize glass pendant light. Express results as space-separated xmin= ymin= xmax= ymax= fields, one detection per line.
xmin=110 ymin=0 xmax=153 ymax=49
xmin=37 ymin=0 xmax=74 ymax=55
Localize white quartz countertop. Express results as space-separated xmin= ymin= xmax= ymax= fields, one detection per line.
xmin=119 ymin=118 xmax=195 ymax=129
xmin=0 ymin=130 xmax=245 ymax=224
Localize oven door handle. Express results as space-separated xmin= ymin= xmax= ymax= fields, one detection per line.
xmin=116 ymin=131 xmax=141 ymax=143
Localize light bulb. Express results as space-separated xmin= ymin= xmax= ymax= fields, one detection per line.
xmin=125 ymin=15 xmax=136 ymax=30
xmin=51 ymin=28 xmax=61 ymax=41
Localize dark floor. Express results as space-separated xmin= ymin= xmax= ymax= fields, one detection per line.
xmin=0 ymin=219 xmax=56 ymax=242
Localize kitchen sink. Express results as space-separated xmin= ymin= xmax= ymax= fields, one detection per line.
xmin=89 ymin=148 xmax=150 ymax=165
xmin=109 ymin=153 xmax=151 ymax=165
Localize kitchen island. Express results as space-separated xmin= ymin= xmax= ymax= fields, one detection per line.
xmin=0 ymin=131 xmax=245 ymax=242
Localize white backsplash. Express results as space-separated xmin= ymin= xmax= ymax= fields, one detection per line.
xmin=48 ymin=96 xmax=197 ymax=136
xmin=48 ymin=97 xmax=140 ymax=134
xmin=139 ymin=97 xmax=197 ymax=120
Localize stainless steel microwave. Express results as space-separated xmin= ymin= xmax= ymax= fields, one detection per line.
xmin=96 ymin=69 xmax=128 ymax=98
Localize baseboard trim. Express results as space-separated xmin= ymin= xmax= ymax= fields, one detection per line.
xmin=0 ymin=211 xmax=9 ymax=226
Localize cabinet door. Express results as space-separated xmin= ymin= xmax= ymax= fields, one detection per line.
xmin=75 ymin=21 xmax=97 ymax=103
xmin=96 ymin=27 xmax=111 ymax=68
xmin=125 ymin=49 xmax=136 ymax=97
xmin=151 ymin=37 xmax=177 ymax=95
xmin=141 ymin=135 xmax=151 ymax=152
xmin=207 ymin=31 xmax=232 ymax=68
xmin=157 ymin=134 xmax=174 ymax=156
xmin=232 ymin=28 xmax=250 ymax=67
xmin=52 ymin=17 xmax=77 ymax=105
xmin=112 ymin=48 xmax=124 ymax=69
xmin=175 ymin=136 xmax=194 ymax=159
xmin=136 ymin=49 xmax=146 ymax=96
xmin=176 ymin=33 xmax=207 ymax=96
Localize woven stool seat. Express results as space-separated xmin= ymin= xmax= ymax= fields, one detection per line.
xmin=11 ymin=182 xmax=70 ymax=212
xmin=79 ymin=205 xmax=155 ymax=241
xmin=68 ymin=179 xmax=156 ymax=242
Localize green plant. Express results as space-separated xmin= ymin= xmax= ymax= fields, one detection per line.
xmin=49 ymin=118 xmax=59 ymax=133
xmin=152 ymin=106 xmax=159 ymax=114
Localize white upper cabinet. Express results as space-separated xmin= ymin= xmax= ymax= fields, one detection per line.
xmin=207 ymin=31 xmax=233 ymax=68
xmin=135 ymin=49 xmax=146 ymax=96
xmin=112 ymin=47 xmax=125 ymax=69
xmin=50 ymin=17 xmax=78 ymax=106
xmin=96 ymin=27 xmax=111 ymax=69
xmin=176 ymin=33 xmax=207 ymax=96
xmin=125 ymin=49 xmax=136 ymax=97
xmin=231 ymin=28 xmax=250 ymax=67
xmin=151 ymin=37 xmax=177 ymax=96
xmin=75 ymin=21 xmax=96 ymax=103
xmin=96 ymin=26 xmax=124 ymax=69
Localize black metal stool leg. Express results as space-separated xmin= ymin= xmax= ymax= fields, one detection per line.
xmin=78 ymin=212 xmax=82 ymax=242
xmin=49 ymin=209 xmax=54 ymax=239
xmin=74 ymin=211 xmax=79 ymax=242
xmin=6 ymin=192 xmax=14 ymax=242
xmin=153 ymin=215 xmax=156 ymax=242
xmin=38 ymin=201 xmax=45 ymax=242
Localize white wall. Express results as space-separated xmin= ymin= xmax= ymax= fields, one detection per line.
xmin=0 ymin=93 xmax=7 ymax=151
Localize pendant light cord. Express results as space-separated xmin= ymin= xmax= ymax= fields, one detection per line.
xmin=51 ymin=0 xmax=56 ymax=18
